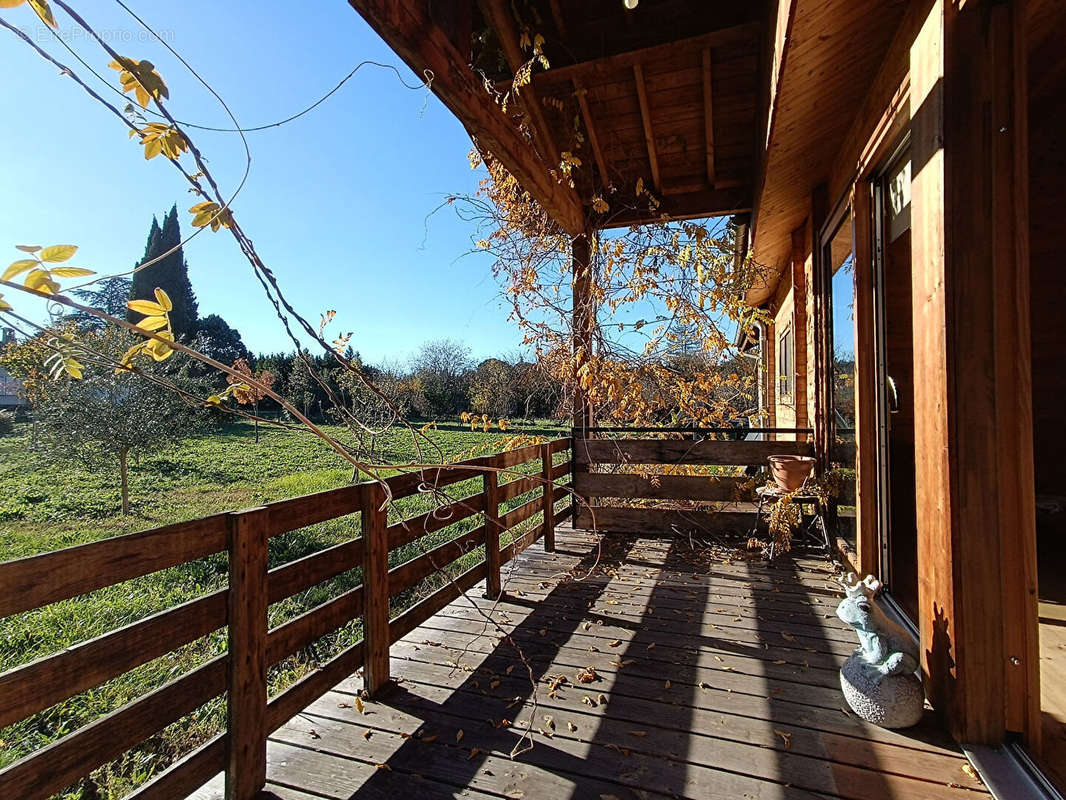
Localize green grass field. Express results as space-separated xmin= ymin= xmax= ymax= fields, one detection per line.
xmin=0 ymin=420 xmax=566 ymax=799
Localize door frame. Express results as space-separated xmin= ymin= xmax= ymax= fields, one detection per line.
xmin=870 ymin=135 xmax=913 ymax=615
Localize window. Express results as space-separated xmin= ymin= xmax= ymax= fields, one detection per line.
xmin=778 ymin=324 xmax=794 ymax=399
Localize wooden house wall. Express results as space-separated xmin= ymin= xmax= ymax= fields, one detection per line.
xmin=771 ymin=263 xmax=797 ymax=434
xmin=1028 ymin=0 xmax=1066 ymax=501
xmin=754 ymin=0 xmax=1041 ymax=747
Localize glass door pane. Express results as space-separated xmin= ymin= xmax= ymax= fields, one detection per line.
xmin=825 ymin=210 xmax=856 ymax=550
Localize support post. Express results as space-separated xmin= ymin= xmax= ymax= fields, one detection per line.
xmin=572 ymin=231 xmax=594 ymax=525
xmin=910 ymin=0 xmax=1037 ymax=744
xmin=226 ymin=507 xmax=269 ymax=800
xmin=851 ymin=183 xmax=880 ymax=577
xmin=540 ymin=443 xmax=555 ymax=552
xmin=361 ymin=482 xmax=391 ymax=694
xmin=809 ymin=186 xmax=831 ymax=473
xmin=483 ymin=460 xmax=502 ymax=598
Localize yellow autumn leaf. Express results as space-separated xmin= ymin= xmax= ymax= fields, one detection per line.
xmin=24 ymin=269 xmax=59 ymax=294
xmin=14 ymin=244 xmax=40 ymax=253
xmin=51 ymin=267 xmax=95 ymax=278
xmin=28 ymin=0 xmax=55 ymax=27
xmin=127 ymin=299 xmax=166 ymax=315
xmin=0 ymin=1 xmax=27 ymax=9
xmin=108 ymin=57 xmax=169 ymax=108
xmin=154 ymin=287 xmax=173 ymax=311
xmin=117 ymin=341 xmax=146 ymax=371
xmin=39 ymin=244 xmax=77 ymax=263
xmin=146 ymin=330 xmax=175 ymax=361
xmin=135 ymin=315 xmax=169 ymax=332
xmin=63 ymin=361 xmax=83 ymax=379
xmin=0 ymin=294 xmax=10 ymax=311
xmin=2 ymin=260 xmax=38 ymax=281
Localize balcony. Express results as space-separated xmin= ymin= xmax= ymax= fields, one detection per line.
xmin=0 ymin=437 xmax=986 ymax=800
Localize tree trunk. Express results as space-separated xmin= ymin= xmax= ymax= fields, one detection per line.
xmin=119 ymin=448 xmax=129 ymax=515
xmin=254 ymin=401 xmax=260 ymax=443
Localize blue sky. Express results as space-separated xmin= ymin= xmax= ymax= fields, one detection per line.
xmin=0 ymin=0 xmax=516 ymax=364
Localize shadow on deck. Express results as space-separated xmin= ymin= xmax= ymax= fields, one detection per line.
xmin=193 ymin=527 xmax=985 ymax=800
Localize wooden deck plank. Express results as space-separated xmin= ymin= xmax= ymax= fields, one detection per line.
xmin=224 ymin=526 xmax=987 ymax=800
xmin=478 ymin=576 xmax=859 ymax=643
xmin=318 ymin=667 xmax=984 ymax=800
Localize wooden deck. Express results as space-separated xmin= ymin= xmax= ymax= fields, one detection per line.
xmin=193 ymin=527 xmax=987 ymax=800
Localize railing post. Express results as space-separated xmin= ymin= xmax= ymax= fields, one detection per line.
xmin=540 ymin=442 xmax=555 ymax=552
xmin=361 ymin=482 xmax=391 ymax=695
xmin=483 ymin=458 xmax=502 ymax=599
xmin=571 ymin=431 xmax=586 ymax=527
xmin=226 ymin=506 xmax=269 ymax=800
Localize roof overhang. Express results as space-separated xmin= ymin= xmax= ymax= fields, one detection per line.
xmin=348 ymin=0 xmax=767 ymax=233
xmin=746 ymin=0 xmax=908 ymax=305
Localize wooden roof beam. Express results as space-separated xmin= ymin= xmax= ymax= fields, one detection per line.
xmin=548 ymin=0 xmax=567 ymax=40
xmin=701 ymin=47 xmax=716 ymax=187
xmin=598 ymin=185 xmax=751 ymax=229
xmin=632 ymin=63 xmax=660 ymax=192
xmin=533 ymin=22 xmax=760 ymax=88
xmin=573 ymin=78 xmax=609 ymax=188
xmin=479 ymin=0 xmax=561 ymax=170
xmin=348 ymin=0 xmax=585 ymax=236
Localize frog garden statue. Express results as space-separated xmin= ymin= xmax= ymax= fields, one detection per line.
xmin=835 ymin=573 xmax=924 ymax=728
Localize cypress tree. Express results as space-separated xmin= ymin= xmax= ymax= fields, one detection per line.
xmin=129 ymin=205 xmax=199 ymax=338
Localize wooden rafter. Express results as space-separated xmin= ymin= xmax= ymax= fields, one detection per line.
xmin=600 ymin=185 xmax=750 ymax=229
xmin=702 ymin=47 xmax=716 ymax=186
xmin=548 ymin=0 xmax=567 ymax=40
xmin=632 ymin=63 xmax=660 ymax=191
xmin=348 ymin=0 xmax=585 ymax=236
xmin=573 ymin=78 xmax=609 ymax=188
xmin=479 ymin=0 xmax=561 ymax=170
xmin=533 ymin=22 xmax=760 ymax=88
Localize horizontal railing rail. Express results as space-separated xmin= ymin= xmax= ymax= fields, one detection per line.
xmin=572 ymin=434 xmax=814 ymax=534
xmin=0 ymin=437 xmax=573 ymax=800
xmin=579 ymin=425 xmax=816 ymax=435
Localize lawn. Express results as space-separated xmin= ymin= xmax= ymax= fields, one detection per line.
xmin=0 ymin=419 xmax=567 ymax=799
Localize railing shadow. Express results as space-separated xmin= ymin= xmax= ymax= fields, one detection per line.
xmin=743 ymin=546 xmax=961 ymax=797
xmin=557 ymin=533 xmax=707 ymax=799
xmin=329 ymin=530 xmax=662 ymax=798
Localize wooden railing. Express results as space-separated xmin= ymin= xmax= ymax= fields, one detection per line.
xmin=0 ymin=438 xmax=572 ymax=800
xmin=572 ymin=431 xmax=813 ymax=534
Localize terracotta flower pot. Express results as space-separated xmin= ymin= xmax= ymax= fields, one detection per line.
xmin=768 ymin=455 xmax=815 ymax=492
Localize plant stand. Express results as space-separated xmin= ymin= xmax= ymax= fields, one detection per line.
xmin=751 ymin=485 xmax=832 ymax=559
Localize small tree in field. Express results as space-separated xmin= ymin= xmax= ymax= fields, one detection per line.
xmin=227 ymin=358 xmax=275 ymax=442
xmin=14 ymin=325 xmax=208 ymax=515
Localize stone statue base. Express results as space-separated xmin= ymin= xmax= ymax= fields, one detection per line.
xmin=840 ymin=654 xmax=924 ymax=729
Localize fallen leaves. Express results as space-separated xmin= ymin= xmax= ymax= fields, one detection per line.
xmin=577 ymin=666 xmax=599 ymax=684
